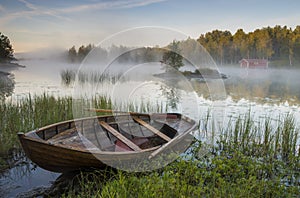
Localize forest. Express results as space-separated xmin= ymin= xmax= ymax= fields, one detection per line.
xmin=198 ymin=25 xmax=300 ymax=66
xmin=65 ymin=25 xmax=299 ymax=67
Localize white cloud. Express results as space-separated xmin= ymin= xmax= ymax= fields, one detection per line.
xmin=18 ymin=0 xmax=38 ymax=11
xmin=0 ymin=0 xmax=166 ymax=26
xmin=118 ymin=0 xmax=166 ymax=9
xmin=0 ymin=0 xmax=70 ymax=26
xmin=18 ymin=0 xmax=70 ymax=20
xmin=60 ymin=0 xmax=166 ymax=13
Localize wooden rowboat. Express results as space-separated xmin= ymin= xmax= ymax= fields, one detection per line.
xmin=18 ymin=111 xmax=197 ymax=173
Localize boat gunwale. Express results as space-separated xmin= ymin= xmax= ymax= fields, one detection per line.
xmin=19 ymin=134 xmax=162 ymax=155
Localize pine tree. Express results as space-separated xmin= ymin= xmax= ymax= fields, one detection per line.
xmin=0 ymin=32 xmax=14 ymax=61
xmin=68 ymin=46 xmax=77 ymax=63
xmin=162 ymin=40 xmax=183 ymax=72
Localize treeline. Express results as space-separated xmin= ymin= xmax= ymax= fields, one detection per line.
xmin=67 ymin=44 xmax=94 ymax=62
xmin=66 ymin=39 xmax=207 ymax=66
xmin=67 ymin=44 xmax=165 ymax=63
xmin=197 ymin=25 xmax=300 ymax=66
xmin=67 ymin=25 xmax=300 ymax=67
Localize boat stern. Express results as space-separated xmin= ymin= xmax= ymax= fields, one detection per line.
xmin=17 ymin=132 xmax=25 ymax=138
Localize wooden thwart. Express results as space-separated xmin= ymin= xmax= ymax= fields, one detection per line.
xmin=99 ymin=121 xmax=142 ymax=151
xmin=132 ymin=116 xmax=171 ymax=142
xmin=48 ymin=128 xmax=77 ymax=142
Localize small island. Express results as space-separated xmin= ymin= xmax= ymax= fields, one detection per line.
xmin=157 ymin=40 xmax=228 ymax=81
xmin=0 ymin=32 xmax=25 ymax=71
xmin=0 ymin=32 xmax=24 ymax=100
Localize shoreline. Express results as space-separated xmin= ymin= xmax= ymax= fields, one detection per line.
xmin=0 ymin=62 xmax=25 ymax=73
xmin=0 ymin=71 xmax=10 ymax=76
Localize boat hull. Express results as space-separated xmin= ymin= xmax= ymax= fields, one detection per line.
xmin=18 ymin=133 xmax=194 ymax=172
xmin=19 ymin=134 xmax=105 ymax=172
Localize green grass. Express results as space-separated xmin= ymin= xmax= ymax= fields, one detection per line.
xmin=0 ymin=94 xmax=113 ymax=171
xmin=58 ymin=112 xmax=299 ymax=197
xmin=0 ymin=94 xmax=299 ymax=196
xmin=60 ymin=145 xmax=299 ymax=197
xmin=219 ymin=113 xmax=299 ymax=164
xmin=0 ymin=94 xmax=73 ymax=155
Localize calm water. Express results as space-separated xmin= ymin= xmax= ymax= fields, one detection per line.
xmin=7 ymin=60 xmax=300 ymax=124
xmin=1 ymin=59 xmax=300 ymax=197
xmin=0 ymin=164 xmax=59 ymax=198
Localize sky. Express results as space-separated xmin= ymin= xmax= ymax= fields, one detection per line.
xmin=0 ymin=0 xmax=300 ymax=53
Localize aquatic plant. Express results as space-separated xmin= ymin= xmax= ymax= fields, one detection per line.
xmin=0 ymin=94 xmax=113 ymax=155
xmin=1 ymin=95 xmax=299 ymax=196
xmin=59 ymin=111 xmax=299 ymax=197
xmin=60 ymin=69 xmax=124 ymax=86
xmin=60 ymin=69 xmax=76 ymax=86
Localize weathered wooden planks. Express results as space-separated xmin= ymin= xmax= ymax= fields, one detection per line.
xmin=132 ymin=116 xmax=171 ymax=142
xmin=99 ymin=121 xmax=142 ymax=151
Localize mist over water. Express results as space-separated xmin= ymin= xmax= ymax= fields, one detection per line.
xmin=4 ymin=57 xmax=300 ymax=108
xmin=1 ymin=55 xmax=300 ymax=197
xmin=2 ymin=58 xmax=299 ymax=132
xmin=219 ymin=66 xmax=300 ymax=104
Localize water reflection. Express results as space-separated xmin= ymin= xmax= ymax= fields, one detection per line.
xmin=0 ymin=149 xmax=59 ymax=198
xmin=2 ymin=60 xmax=300 ymax=196
xmin=221 ymin=67 xmax=300 ymax=104
xmin=0 ymin=71 xmax=15 ymax=100
xmin=58 ymin=63 xmax=300 ymax=106
xmin=160 ymin=85 xmax=180 ymax=109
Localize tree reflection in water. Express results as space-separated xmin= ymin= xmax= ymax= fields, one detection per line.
xmin=160 ymin=85 xmax=181 ymax=109
xmin=0 ymin=72 xmax=15 ymax=101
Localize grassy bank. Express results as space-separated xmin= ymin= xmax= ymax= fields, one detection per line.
xmin=0 ymin=95 xmax=299 ymax=196
xmin=60 ymin=153 xmax=299 ymax=197
xmin=58 ymin=112 xmax=299 ymax=197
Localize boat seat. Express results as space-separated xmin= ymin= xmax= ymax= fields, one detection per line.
xmin=99 ymin=121 xmax=142 ymax=151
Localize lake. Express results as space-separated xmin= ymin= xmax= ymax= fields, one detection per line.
xmin=1 ymin=59 xmax=300 ymax=197
xmin=7 ymin=59 xmax=300 ymax=126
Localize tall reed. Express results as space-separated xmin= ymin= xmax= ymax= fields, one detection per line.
xmin=0 ymin=94 xmax=113 ymax=155
xmin=218 ymin=112 xmax=299 ymax=162
xmin=60 ymin=69 xmax=124 ymax=86
xmin=59 ymin=111 xmax=299 ymax=197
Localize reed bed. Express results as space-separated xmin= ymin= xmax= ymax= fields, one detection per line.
xmin=0 ymin=94 xmax=113 ymax=156
xmin=1 ymin=94 xmax=71 ymax=156
xmin=60 ymin=69 xmax=124 ymax=86
xmin=219 ymin=113 xmax=299 ymax=161
xmin=0 ymin=94 xmax=299 ymax=196
xmin=0 ymin=73 xmax=14 ymax=101
xmin=59 ymin=112 xmax=299 ymax=197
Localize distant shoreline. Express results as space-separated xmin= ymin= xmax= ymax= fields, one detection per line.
xmin=0 ymin=62 xmax=25 ymax=69
xmin=0 ymin=70 xmax=10 ymax=76
xmin=0 ymin=70 xmax=13 ymax=82
xmin=0 ymin=62 xmax=25 ymax=74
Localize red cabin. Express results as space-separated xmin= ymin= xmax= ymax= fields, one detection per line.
xmin=239 ymin=59 xmax=268 ymax=69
